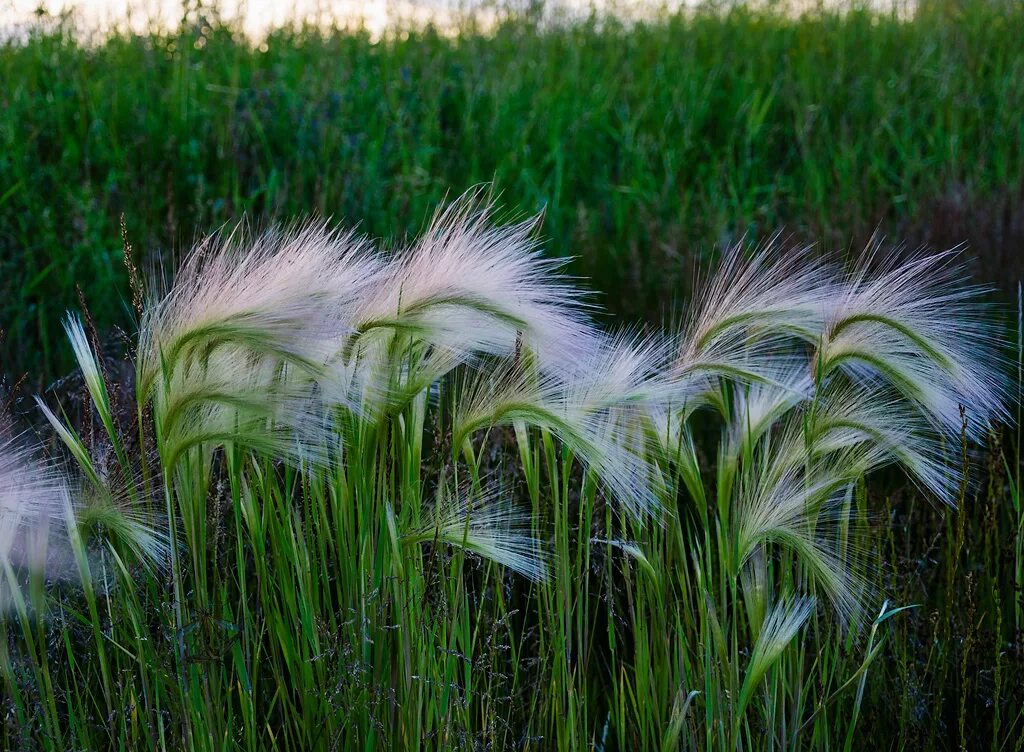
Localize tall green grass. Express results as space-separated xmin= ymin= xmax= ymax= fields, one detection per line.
xmin=0 ymin=200 xmax=1021 ymax=750
xmin=1 ymin=1 xmax=1023 ymax=380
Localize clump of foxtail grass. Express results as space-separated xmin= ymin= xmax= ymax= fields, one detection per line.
xmin=0 ymin=194 xmax=1012 ymax=750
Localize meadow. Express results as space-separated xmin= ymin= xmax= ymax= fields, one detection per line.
xmin=1 ymin=1 xmax=1023 ymax=750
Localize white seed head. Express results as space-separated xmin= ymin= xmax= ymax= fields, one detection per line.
xmin=0 ymin=418 xmax=73 ymax=608
xmin=410 ymin=486 xmax=546 ymax=582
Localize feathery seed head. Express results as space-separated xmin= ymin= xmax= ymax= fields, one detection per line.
xmin=407 ymin=486 xmax=546 ymax=582
xmin=345 ymin=196 xmax=600 ymax=381
xmin=820 ymin=249 xmax=1008 ymax=442
xmin=0 ymin=418 xmax=73 ymax=605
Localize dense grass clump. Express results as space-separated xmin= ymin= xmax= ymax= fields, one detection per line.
xmin=0 ymin=198 xmax=1020 ymax=750
xmin=1 ymin=1 xmax=1023 ymax=379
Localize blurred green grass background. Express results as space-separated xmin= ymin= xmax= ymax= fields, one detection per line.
xmin=2 ymin=0 xmax=1022 ymax=382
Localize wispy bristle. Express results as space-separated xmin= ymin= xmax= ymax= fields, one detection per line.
xmin=803 ymin=382 xmax=963 ymax=502
xmin=823 ymin=249 xmax=1008 ymax=442
xmin=674 ymin=243 xmax=835 ymax=386
xmin=408 ymin=487 xmax=546 ymax=582
xmin=345 ymin=195 xmax=600 ymax=382
xmin=138 ymin=223 xmax=381 ymax=419
xmin=734 ymin=461 xmax=871 ymax=624
xmin=454 ymin=350 xmax=663 ymax=519
xmin=73 ymin=480 xmax=170 ymax=575
xmin=0 ymin=418 xmax=72 ymax=605
xmin=741 ymin=596 xmax=817 ymax=713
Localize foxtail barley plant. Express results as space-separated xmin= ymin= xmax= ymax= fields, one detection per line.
xmin=0 ymin=195 xmax=1011 ymax=750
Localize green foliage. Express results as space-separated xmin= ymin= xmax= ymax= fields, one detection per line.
xmin=2 ymin=1 xmax=1024 ymax=379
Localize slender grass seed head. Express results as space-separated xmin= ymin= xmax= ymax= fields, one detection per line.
xmin=0 ymin=418 xmax=73 ymax=606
